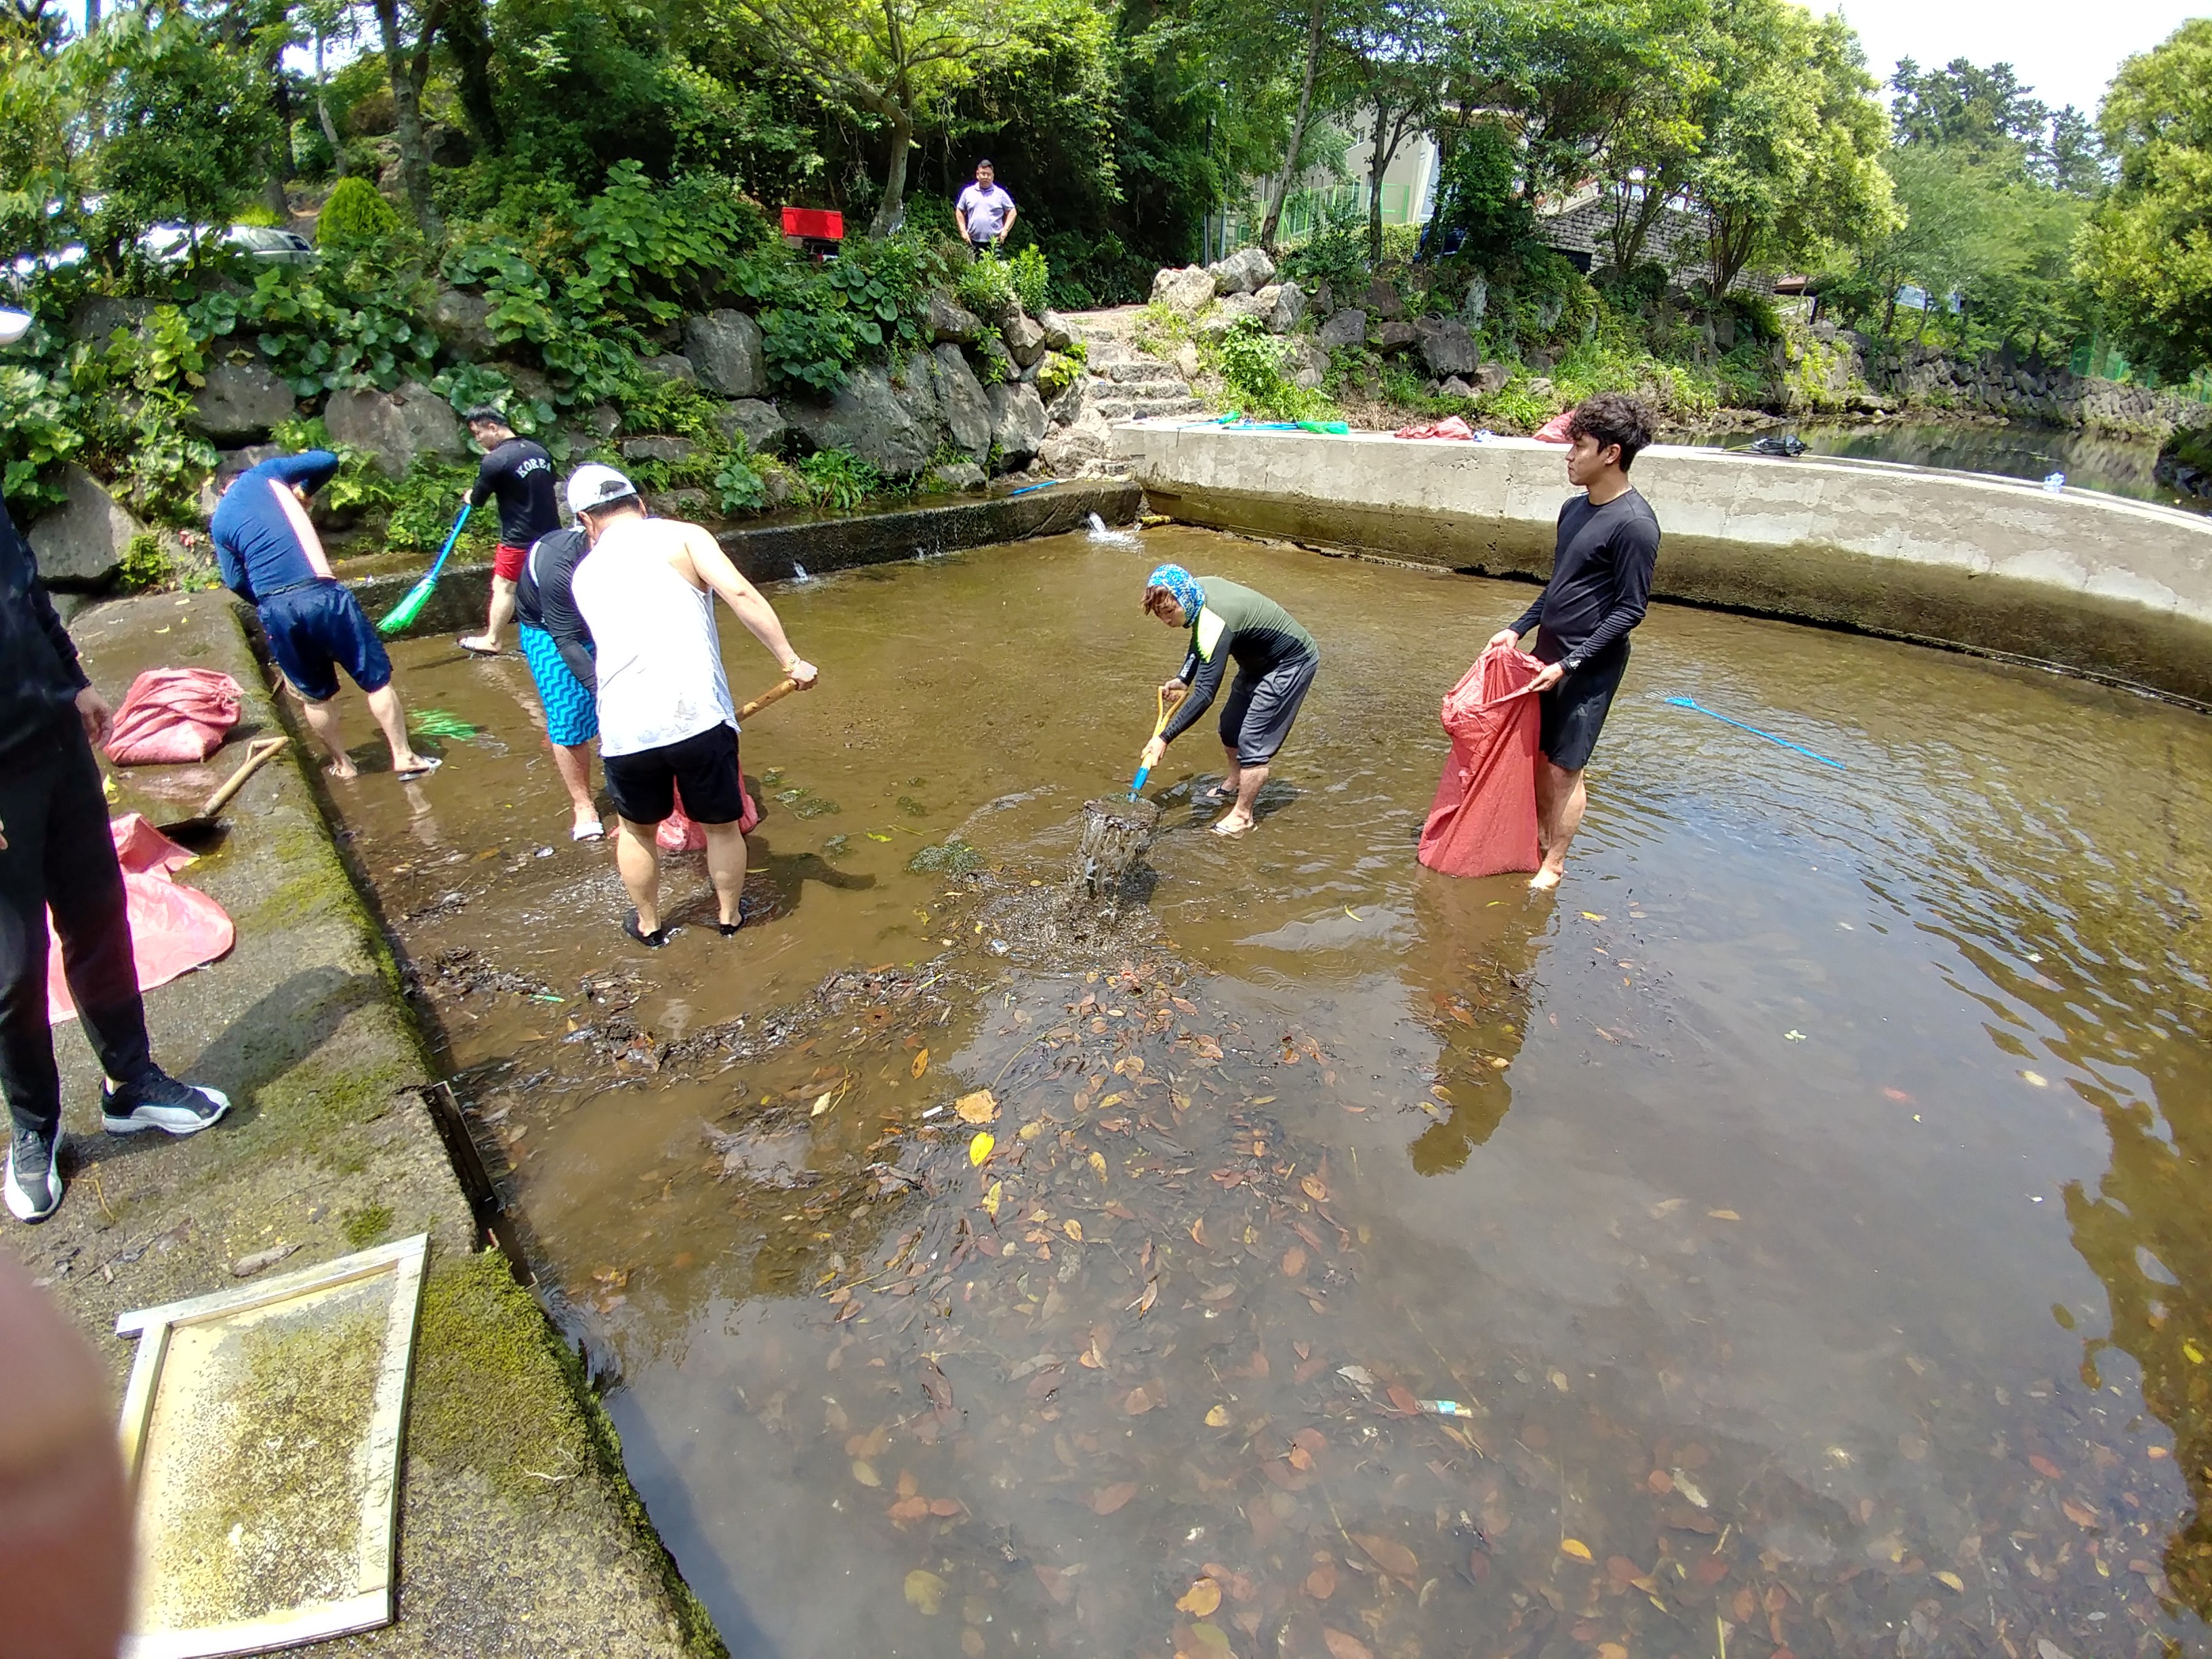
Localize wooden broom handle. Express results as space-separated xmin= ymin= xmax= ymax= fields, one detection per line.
xmin=737 ymin=678 xmax=802 ymax=720
xmin=196 ymin=737 xmax=289 ymax=817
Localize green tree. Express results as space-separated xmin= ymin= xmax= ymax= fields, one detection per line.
xmin=1889 ymin=56 xmax=2048 ymax=155
xmin=2078 ymin=19 xmax=2212 ymax=381
xmin=701 ymin=0 xmax=1100 ymax=237
xmin=79 ymin=7 xmax=278 ymax=265
xmin=1687 ymin=0 xmax=1894 ymax=297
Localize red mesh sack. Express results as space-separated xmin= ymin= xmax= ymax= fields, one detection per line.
xmin=48 ymin=816 xmax=234 ymax=1022
xmin=656 ymin=732 xmax=764 ymax=851
xmin=102 ymin=669 xmax=243 ymax=765
xmin=1533 ymin=409 xmax=1575 ymax=444
xmin=1418 ymin=644 xmax=1542 ymax=879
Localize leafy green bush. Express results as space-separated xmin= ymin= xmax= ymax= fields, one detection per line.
xmin=1036 ymin=350 xmax=1082 ymax=398
xmin=714 ymin=453 xmax=766 ymax=515
xmin=1211 ymin=314 xmax=1332 ymax=422
xmin=956 ymin=253 xmax=1018 ymax=322
xmin=190 ymin=259 xmax=437 ymax=396
xmin=316 ymin=178 xmax=403 ymax=249
xmin=1009 ymin=244 xmax=1050 ymax=317
xmin=118 ymin=532 xmax=170 ymax=591
xmin=792 ymin=448 xmax=879 ymax=513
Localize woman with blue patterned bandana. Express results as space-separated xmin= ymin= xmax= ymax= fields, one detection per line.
xmin=1139 ymin=563 xmax=1320 ymax=837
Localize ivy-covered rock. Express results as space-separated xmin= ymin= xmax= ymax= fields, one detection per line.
xmin=430 ymin=286 xmax=496 ymax=359
xmin=785 ymin=364 xmax=937 ymax=478
xmin=930 ymin=346 xmax=993 ymax=461
xmin=325 ymin=383 xmax=466 ymax=478
xmin=926 ymin=294 xmax=983 ymax=345
xmin=985 ymin=382 xmax=1048 ymax=468
xmin=715 ymin=399 xmax=787 ymax=455
xmin=189 ymin=356 xmax=296 ymax=442
xmin=27 ymin=465 xmax=144 ymax=588
xmin=682 ymin=310 xmax=766 ymax=398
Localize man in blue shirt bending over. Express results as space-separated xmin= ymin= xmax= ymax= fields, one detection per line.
xmin=210 ymin=452 xmax=437 ymax=780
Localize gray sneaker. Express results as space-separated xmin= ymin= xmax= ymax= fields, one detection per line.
xmin=4 ymin=1128 xmax=62 ymax=1223
xmin=102 ymin=1073 xmax=232 ymax=1136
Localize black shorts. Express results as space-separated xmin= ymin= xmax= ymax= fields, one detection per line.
xmin=602 ymin=725 xmax=745 ymax=826
xmin=1537 ymin=641 xmax=1629 ymax=772
xmin=1219 ymin=651 xmax=1318 ymax=766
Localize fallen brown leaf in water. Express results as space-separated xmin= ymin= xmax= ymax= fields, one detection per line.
xmin=956 ymin=1090 xmax=999 ymax=1124
xmin=2029 ymin=1453 xmax=2063 ymax=1479
xmin=1305 ymin=1557 xmax=1337 ymax=1599
xmin=1322 ymin=1629 xmax=1374 ymax=1659
xmin=1206 ymin=1405 xmax=1232 ymax=1427
xmin=1283 ymin=1246 xmax=1307 ymax=1277
xmin=1353 ymin=1532 xmax=1418 ymax=1581
xmin=1125 ymin=1387 xmax=1155 ymax=1414
xmin=2060 ymin=1498 xmax=2100 ymax=1528
xmin=1933 ymin=1570 xmax=1964 ymax=1591
xmin=897 ymin=1469 xmax=918 ymax=1498
xmin=1175 ymin=1578 xmax=1222 ymax=1617
xmin=1090 ymin=1481 xmax=1138 ymax=1515
xmin=1033 ymin=1565 xmax=1075 ymax=1605
xmin=1690 ymin=1555 xmax=1729 ymax=1585
xmin=912 ymin=1048 xmax=930 ymax=1078
xmin=1647 ymin=1469 xmax=1673 ymax=1494
xmin=904 ymin=1569 xmax=947 ymax=1614
xmin=1063 ymin=1219 xmax=1084 ymax=1242
xmin=852 ymin=1460 xmax=882 ymax=1486
xmin=1387 ymin=1384 xmax=1420 ymax=1415
xmin=930 ymin=1497 xmax=963 ymax=1517
xmin=1560 ymin=1538 xmax=1593 ymax=1561
xmin=1300 ymin=1175 xmax=1328 ymax=1202
xmin=888 ymin=1496 xmax=930 ymax=1523
xmin=962 ymin=1629 xmax=985 ymax=1658
xmin=1732 ymin=1586 xmax=1755 ymax=1622
xmin=1597 ymin=1645 xmax=1628 ymax=1659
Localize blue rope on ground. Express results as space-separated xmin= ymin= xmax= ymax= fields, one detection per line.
xmin=1664 ymin=696 xmax=1847 ymax=769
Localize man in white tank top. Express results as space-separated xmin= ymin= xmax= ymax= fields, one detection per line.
xmin=565 ymin=466 xmax=818 ymax=946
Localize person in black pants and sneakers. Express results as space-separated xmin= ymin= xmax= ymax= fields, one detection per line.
xmin=1487 ymin=392 xmax=1662 ymax=893
xmin=0 ymin=311 xmax=230 ymax=1223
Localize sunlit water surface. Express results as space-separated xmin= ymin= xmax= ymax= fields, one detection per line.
xmin=332 ymin=528 xmax=2211 ymax=1659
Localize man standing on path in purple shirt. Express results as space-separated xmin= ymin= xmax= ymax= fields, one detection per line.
xmin=955 ymin=160 xmax=1017 ymax=255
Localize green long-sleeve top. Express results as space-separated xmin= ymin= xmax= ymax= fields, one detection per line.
xmin=1161 ymin=577 xmax=1318 ymax=743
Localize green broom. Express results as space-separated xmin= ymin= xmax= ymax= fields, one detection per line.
xmin=375 ymin=503 xmax=472 ymax=636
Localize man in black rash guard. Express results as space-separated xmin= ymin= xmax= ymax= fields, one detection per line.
xmin=514 ymin=523 xmax=605 ymax=840
xmin=1138 ymin=564 xmax=1320 ymax=837
xmin=1488 ymin=391 xmax=1662 ymax=892
xmin=457 ymin=408 xmax=561 ymax=656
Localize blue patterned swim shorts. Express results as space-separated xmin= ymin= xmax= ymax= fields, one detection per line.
xmin=518 ymin=623 xmax=597 ymax=747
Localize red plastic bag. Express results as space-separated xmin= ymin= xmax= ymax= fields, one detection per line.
xmin=1418 ymin=644 xmax=1542 ymax=879
xmin=1533 ymin=409 xmax=1575 ymax=444
xmin=47 ymin=815 xmax=234 ymax=1023
xmin=103 ymin=668 xmax=242 ymax=765
xmin=656 ymin=733 xmax=764 ymax=851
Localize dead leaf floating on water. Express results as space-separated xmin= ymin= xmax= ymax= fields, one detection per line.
xmin=1090 ymin=1481 xmax=1138 ymax=1515
xmin=1560 ymin=1538 xmax=1593 ymax=1561
xmin=911 ymin=1048 xmax=930 ymax=1078
xmin=852 ymin=1460 xmax=882 ymax=1487
xmin=1204 ymin=1404 xmax=1231 ymax=1427
xmin=955 ymin=1089 xmax=999 ymax=1124
xmin=1175 ymin=1578 xmax=1223 ymax=1617
xmin=903 ymin=1569 xmax=947 ymax=1614
xmin=968 ymin=1131 xmax=994 ymax=1166
xmin=1322 ymin=1629 xmax=1375 ymax=1659
xmin=1352 ymin=1532 xmax=1418 ymax=1582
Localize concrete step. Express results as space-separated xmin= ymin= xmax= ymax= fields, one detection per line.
xmin=1088 ymin=375 xmax=1187 ymax=400
xmin=1097 ymin=357 xmax=1183 ymax=385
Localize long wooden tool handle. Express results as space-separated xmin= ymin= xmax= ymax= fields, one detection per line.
xmin=197 ymin=737 xmax=289 ymax=817
xmin=737 ymin=678 xmax=802 ymax=720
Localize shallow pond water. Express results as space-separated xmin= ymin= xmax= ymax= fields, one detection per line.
xmin=328 ymin=527 xmax=2211 ymax=1659
xmin=1683 ymin=421 xmax=2201 ymax=516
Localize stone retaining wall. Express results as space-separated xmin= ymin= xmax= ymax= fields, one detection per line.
xmin=1115 ymin=423 xmax=2212 ymax=706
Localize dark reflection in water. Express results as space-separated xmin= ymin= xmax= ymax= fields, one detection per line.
xmin=327 ymin=526 xmax=2210 ymax=1657
xmin=1683 ymin=419 xmax=2204 ymax=515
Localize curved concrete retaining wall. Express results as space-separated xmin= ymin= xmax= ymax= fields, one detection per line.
xmin=1115 ymin=424 xmax=2212 ymax=705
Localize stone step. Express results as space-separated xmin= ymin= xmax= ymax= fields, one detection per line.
xmin=1093 ymin=396 xmax=1210 ymax=421
xmin=1088 ymin=375 xmax=1187 ymax=400
xmin=1097 ymin=357 xmax=1183 ymax=385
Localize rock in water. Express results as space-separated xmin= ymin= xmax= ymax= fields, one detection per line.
xmin=1070 ymin=798 xmax=1162 ymax=901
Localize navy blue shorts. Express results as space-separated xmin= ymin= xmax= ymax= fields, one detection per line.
xmin=260 ymin=581 xmax=393 ymax=704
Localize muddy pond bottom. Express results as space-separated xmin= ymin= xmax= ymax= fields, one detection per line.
xmin=325 ymin=528 xmax=2212 ymax=1659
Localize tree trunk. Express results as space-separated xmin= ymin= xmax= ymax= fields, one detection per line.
xmin=1258 ymin=0 xmax=1325 ymax=253
xmin=260 ymin=34 xmax=291 ymax=220
xmin=85 ymin=0 xmax=100 ymax=28
xmin=443 ymin=0 xmax=504 ymax=154
xmin=869 ymin=106 xmax=914 ymax=238
xmin=1365 ymin=98 xmax=1396 ymax=268
xmin=372 ymin=0 xmax=440 ymax=234
xmin=316 ymin=33 xmax=346 ymax=176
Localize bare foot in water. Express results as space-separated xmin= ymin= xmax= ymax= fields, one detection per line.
xmin=1210 ymin=810 xmax=1255 ymax=837
xmin=1527 ymin=865 xmax=1561 ymax=893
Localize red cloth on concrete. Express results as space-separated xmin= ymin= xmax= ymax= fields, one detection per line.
xmin=103 ymin=668 xmax=242 ymax=764
xmin=1393 ymin=415 xmax=1476 ymax=441
xmin=1418 ymin=644 xmax=1542 ymax=878
xmin=1533 ymin=410 xmax=1575 ymax=444
xmin=48 ymin=815 xmax=234 ymax=1022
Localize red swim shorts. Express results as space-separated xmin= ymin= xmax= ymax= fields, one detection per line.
xmin=493 ymin=541 xmax=529 ymax=582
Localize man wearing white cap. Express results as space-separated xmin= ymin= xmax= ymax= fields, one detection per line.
xmin=0 ymin=308 xmax=232 ymax=1225
xmin=565 ymin=466 xmax=819 ymax=946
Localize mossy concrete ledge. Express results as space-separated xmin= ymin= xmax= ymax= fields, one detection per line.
xmin=1116 ymin=422 xmax=2212 ymax=705
xmin=7 ymin=589 xmax=724 ymax=1658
